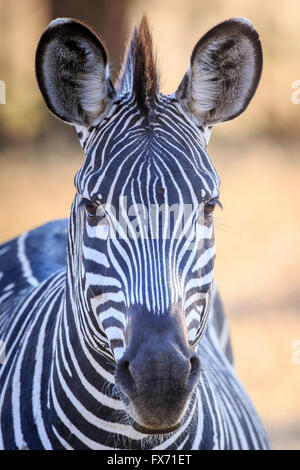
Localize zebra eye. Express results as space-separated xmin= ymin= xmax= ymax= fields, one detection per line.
xmin=204 ymin=198 xmax=222 ymax=216
xmin=204 ymin=200 xmax=216 ymax=216
xmin=82 ymin=198 xmax=101 ymax=219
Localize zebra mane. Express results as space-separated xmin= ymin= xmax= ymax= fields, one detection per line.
xmin=118 ymin=16 xmax=159 ymax=113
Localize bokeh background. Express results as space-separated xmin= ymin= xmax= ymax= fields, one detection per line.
xmin=0 ymin=0 xmax=300 ymax=449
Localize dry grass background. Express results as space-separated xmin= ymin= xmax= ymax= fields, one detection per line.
xmin=1 ymin=0 xmax=300 ymax=450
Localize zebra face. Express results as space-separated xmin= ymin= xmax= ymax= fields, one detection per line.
xmin=74 ymin=94 xmax=220 ymax=349
xmin=36 ymin=17 xmax=262 ymax=433
xmin=72 ymin=96 xmax=220 ymax=432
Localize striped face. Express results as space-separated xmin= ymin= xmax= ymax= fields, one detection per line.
xmin=36 ymin=16 xmax=262 ymax=433
xmin=71 ymin=94 xmax=219 ymax=362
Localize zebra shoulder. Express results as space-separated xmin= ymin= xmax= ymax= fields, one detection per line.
xmin=0 ymin=219 xmax=68 ymax=297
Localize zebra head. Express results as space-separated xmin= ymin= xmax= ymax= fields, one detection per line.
xmin=36 ymin=17 xmax=262 ymax=434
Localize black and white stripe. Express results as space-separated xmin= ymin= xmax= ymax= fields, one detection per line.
xmin=0 ymin=16 xmax=269 ymax=449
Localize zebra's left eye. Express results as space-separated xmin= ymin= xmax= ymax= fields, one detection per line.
xmin=204 ymin=198 xmax=222 ymax=216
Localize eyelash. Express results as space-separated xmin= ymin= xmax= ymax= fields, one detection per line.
xmin=81 ymin=198 xmax=106 ymax=223
xmin=204 ymin=197 xmax=222 ymax=215
xmin=84 ymin=199 xmax=98 ymax=217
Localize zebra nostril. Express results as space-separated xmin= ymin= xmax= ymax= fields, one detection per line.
xmin=187 ymin=355 xmax=201 ymax=390
xmin=116 ymin=359 xmax=137 ymax=396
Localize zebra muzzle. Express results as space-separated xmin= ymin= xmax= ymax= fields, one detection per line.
xmin=115 ymin=336 xmax=201 ymax=432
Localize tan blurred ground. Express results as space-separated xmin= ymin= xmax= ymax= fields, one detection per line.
xmin=0 ymin=0 xmax=300 ymax=450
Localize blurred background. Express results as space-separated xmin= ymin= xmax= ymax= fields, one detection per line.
xmin=0 ymin=0 xmax=299 ymax=449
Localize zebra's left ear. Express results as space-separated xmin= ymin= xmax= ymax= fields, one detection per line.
xmin=176 ymin=18 xmax=262 ymax=126
xmin=35 ymin=18 xmax=114 ymax=127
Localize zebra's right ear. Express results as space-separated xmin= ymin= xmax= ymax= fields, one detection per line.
xmin=35 ymin=18 xmax=114 ymax=127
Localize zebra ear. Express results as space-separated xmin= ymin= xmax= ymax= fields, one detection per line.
xmin=176 ymin=18 xmax=262 ymax=126
xmin=35 ymin=18 xmax=114 ymax=127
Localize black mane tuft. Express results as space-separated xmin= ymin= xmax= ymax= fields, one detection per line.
xmin=118 ymin=16 xmax=159 ymax=114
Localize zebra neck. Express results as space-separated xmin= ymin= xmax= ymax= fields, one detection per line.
xmin=47 ymin=283 xmax=121 ymax=449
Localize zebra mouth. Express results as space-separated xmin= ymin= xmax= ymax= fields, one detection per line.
xmin=132 ymin=420 xmax=181 ymax=435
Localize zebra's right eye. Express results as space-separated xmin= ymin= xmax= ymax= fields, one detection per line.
xmin=82 ymin=199 xmax=107 ymax=226
xmin=85 ymin=200 xmax=98 ymax=217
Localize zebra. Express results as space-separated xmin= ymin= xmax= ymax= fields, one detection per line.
xmin=0 ymin=16 xmax=271 ymax=450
